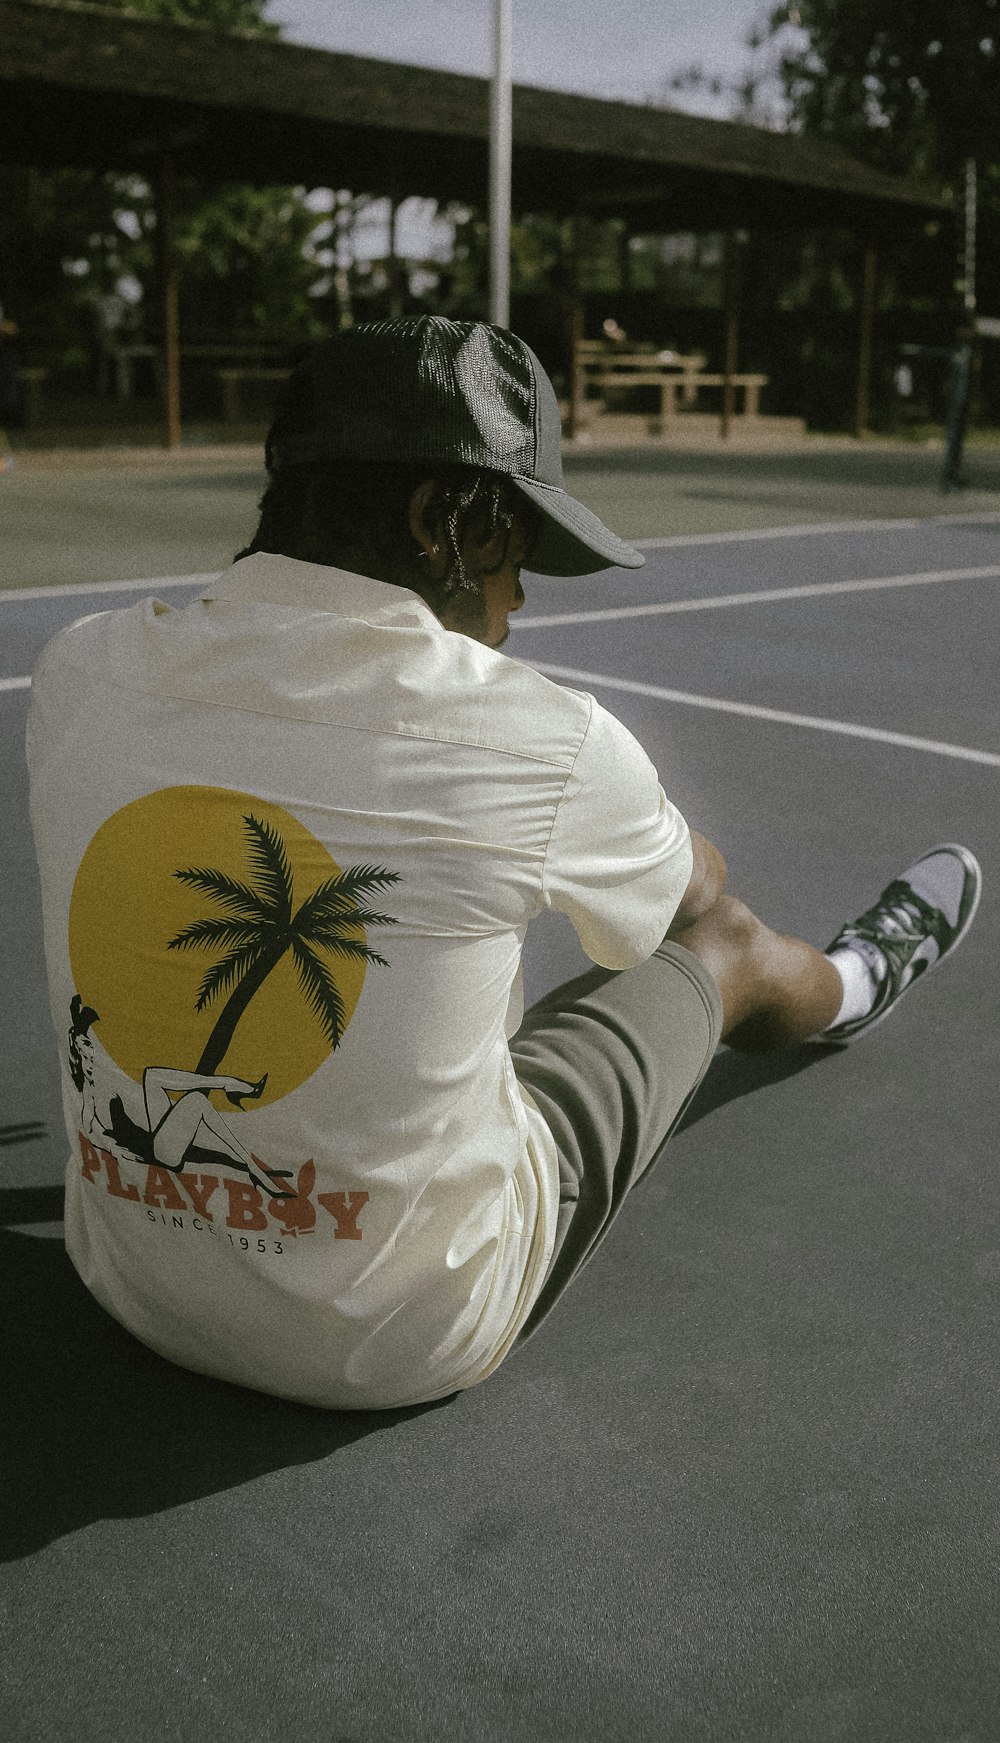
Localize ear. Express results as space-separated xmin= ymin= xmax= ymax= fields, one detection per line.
xmin=408 ymin=481 xmax=447 ymax=578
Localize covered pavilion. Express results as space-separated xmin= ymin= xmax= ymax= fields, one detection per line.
xmin=0 ymin=0 xmax=949 ymax=444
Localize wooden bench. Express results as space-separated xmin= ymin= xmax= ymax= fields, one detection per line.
xmin=584 ymin=367 xmax=705 ymax=422
xmin=215 ymin=366 xmax=291 ymax=423
xmin=577 ymin=349 xmax=708 ymax=426
xmin=683 ymin=373 xmax=768 ymax=418
xmin=579 ymin=345 xmax=704 ymax=384
xmin=577 ymin=351 xmax=768 ymax=429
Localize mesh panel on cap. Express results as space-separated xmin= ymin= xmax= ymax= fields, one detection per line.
xmin=451 ymin=325 xmax=536 ymax=467
xmin=270 ymin=318 xmax=538 ymax=474
xmin=523 ymin=343 xmax=565 ymax=488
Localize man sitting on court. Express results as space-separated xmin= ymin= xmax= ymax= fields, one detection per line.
xmin=27 ymin=317 xmax=982 ymax=1411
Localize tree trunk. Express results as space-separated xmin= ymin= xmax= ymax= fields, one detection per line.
xmin=195 ymin=945 xmax=285 ymax=1077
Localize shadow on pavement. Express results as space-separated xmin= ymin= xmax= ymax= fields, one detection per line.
xmin=0 ymin=1220 xmax=451 ymax=1562
xmin=0 ymin=1041 xmax=844 ymax=1559
xmin=677 ymin=1039 xmax=846 ymax=1133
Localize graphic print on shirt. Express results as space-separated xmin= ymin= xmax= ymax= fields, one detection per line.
xmin=67 ymin=785 xmax=399 ymax=1215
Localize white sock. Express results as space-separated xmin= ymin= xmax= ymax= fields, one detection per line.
xmin=825 ymin=946 xmax=881 ymax=1029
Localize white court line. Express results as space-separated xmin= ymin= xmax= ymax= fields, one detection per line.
xmin=1 ymin=677 xmax=31 ymax=693
xmin=632 ymin=511 xmax=1000 ymax=550
xmin=515 ymin=564 xmax=1000 ymax=631
xmin=3 ymin=511 xmax=1000 ymax=603
xmin=529 ymin=662 xmax=1000 ymax=770
xmin=0 ymin=573 xmax=217 ymax=605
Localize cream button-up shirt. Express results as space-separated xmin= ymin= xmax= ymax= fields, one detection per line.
xmin=27 ymin=554 xmax=692 ymax=1408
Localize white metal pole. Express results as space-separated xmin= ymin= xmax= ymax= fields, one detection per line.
xmin=489 ymin=0 xmax=512 ymax=327
xmin=964 ymin=157 xmax=977 ymax=315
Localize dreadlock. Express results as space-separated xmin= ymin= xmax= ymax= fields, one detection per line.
xmin=234 ymin=460 xmax=530 ymax=623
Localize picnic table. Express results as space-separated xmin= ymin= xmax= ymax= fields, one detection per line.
xmin=575 ymin=341 xmax=768 ymax=430
xmin=175 ymin=344 xmax=291 ymax=422
xmin=11 ymin=344 xmax=293 ymax=428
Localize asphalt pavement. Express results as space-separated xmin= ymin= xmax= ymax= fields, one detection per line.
xmin=2 ymin=513 xmax=999 ymax=1742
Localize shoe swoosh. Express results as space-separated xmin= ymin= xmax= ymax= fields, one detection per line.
xmin=900 ymin=943 xmax=937 ymax=989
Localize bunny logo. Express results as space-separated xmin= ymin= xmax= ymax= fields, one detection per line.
xmin=270 ymin=1161 xmax=319 ymax=1237
xmin=266 ymin=1161 xmax=370 ymax=1243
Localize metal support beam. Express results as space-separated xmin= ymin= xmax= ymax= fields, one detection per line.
xmin=489 ymin=0 xmax=512 ymax=327
xmin=154 ymin=154 xmax=181 ymax=450
xmin=963 ymin=157 xmax=977 ymax=317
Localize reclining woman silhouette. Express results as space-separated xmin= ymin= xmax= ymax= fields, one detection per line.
xmin=70 ymin=995 xmax=288 ymax=1198
xmin=113 ymin=1060 xmax=288 ymax=1199
xmin=139 ymin=1064 xmax=273 ymax=1183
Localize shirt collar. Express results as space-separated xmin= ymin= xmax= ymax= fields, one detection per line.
xmin=207 ymin=552 xmax=437 ymax=628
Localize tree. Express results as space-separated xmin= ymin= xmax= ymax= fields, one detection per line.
xmin=649 ymin=4 xmax=791 ymax=129
xmin=767 ymin=2 xmax=1000 ymax=183
xmin=168 ymin=814 xmax=400 ymax=1078
xmin=766 ymin=4 xmax=1000 ymax=420
xmin=0 ymin=0 xmax=334 ymax=375
xmin=107 ymin=0 xmax=277 ymax=30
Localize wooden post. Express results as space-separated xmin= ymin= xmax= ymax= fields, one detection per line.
xmin=720 ymin=232 xmax=741 ymax=440
xmin=567 ymin=297 xmax=584 ymax=441
xmin=855 ymin=242 xmax=877 ymax=439
xmin=154 ymin=153 xmax=182 ymax=450
xmin=563 ymin=213 xmax=584 ymax=441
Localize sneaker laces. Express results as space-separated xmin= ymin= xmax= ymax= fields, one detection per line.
xmin=838 ymin=880 xmax=948 ymax=984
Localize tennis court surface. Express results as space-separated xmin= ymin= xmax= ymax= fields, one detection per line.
xmin=2 ymin=506 xmax=998 ymax=1741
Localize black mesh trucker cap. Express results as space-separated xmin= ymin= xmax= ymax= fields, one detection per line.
xmin=265 ymin=316 xmax=644 ymax=577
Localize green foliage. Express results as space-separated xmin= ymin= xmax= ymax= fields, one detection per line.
xmin=0 ymin=0 xmax=328 ymax=356
xmin=170 ymin=815 xmax=399 ymax=1070
xmin=768 ymin=2 xmax=1000 ymax=183
xmin=172 ymin=182 xmax=328 ymax=340
xmin=765 ymin=2 xmax=1000 ymax=396
xmin=0 ymin=165 xmax=134 ymax=348
xmin=87 ymin=0 xmax=279 ymax=37
xmin=439 ymin=208 xmax=638 ymax=313
xmin=430 ymin=207 xmax=561 ymax=315
xmin=510 ymin=215 xmax=569 ymax=297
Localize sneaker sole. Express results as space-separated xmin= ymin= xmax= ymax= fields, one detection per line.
xmin=822 ymin=842 xmax=983 ymax=1045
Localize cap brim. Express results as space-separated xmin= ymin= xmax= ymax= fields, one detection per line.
xmin=511 ymin=478 xmax=645 ymax=576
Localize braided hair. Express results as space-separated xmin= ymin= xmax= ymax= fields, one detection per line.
xmin=235 ymin=460 xmax=531 ymax=624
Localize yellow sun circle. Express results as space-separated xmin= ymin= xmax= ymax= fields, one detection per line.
xmin=68 ymin=786 xmax=368 ymax=1107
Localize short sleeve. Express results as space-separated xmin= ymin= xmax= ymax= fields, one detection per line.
xmin=541 ymin=695 xmax=692 ymax=970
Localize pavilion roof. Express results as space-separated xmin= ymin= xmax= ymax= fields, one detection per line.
xmin=0 ymin=0 xmax=948 ymax=232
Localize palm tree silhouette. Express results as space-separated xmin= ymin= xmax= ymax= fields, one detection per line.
xmin=167 ymin=814 xmax=400 ymax=1077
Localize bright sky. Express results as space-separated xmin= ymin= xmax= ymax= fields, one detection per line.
xmin=264 ymin=0 xmax=780 ymax=118
xmin=262 ymin=1 xmax=791 ymax=262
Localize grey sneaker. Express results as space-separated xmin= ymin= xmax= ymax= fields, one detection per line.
xmin=823 ymin=843 xmax=982 ymax=1044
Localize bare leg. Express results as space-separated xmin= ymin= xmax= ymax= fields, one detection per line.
xmin=143 ymin=1067 xmax=260 ymax=1133
xmin=150 ymin=1092 xmax=213 ymax=1167
xmin=666 ymin=893 xmax=842 ymax=1051
xmin=141 ymin=1067 xmax=279 ymax=1190
xmin=185 ymin=1100 xmax=261 ymax=1172
xmin=153 ymin=1094 xmax=254 ymax=1169
xmin=142 ymin=1070 xmax=175 ymax=1131
xmin=147 ymin=1091 xmax=286 ymax=1196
